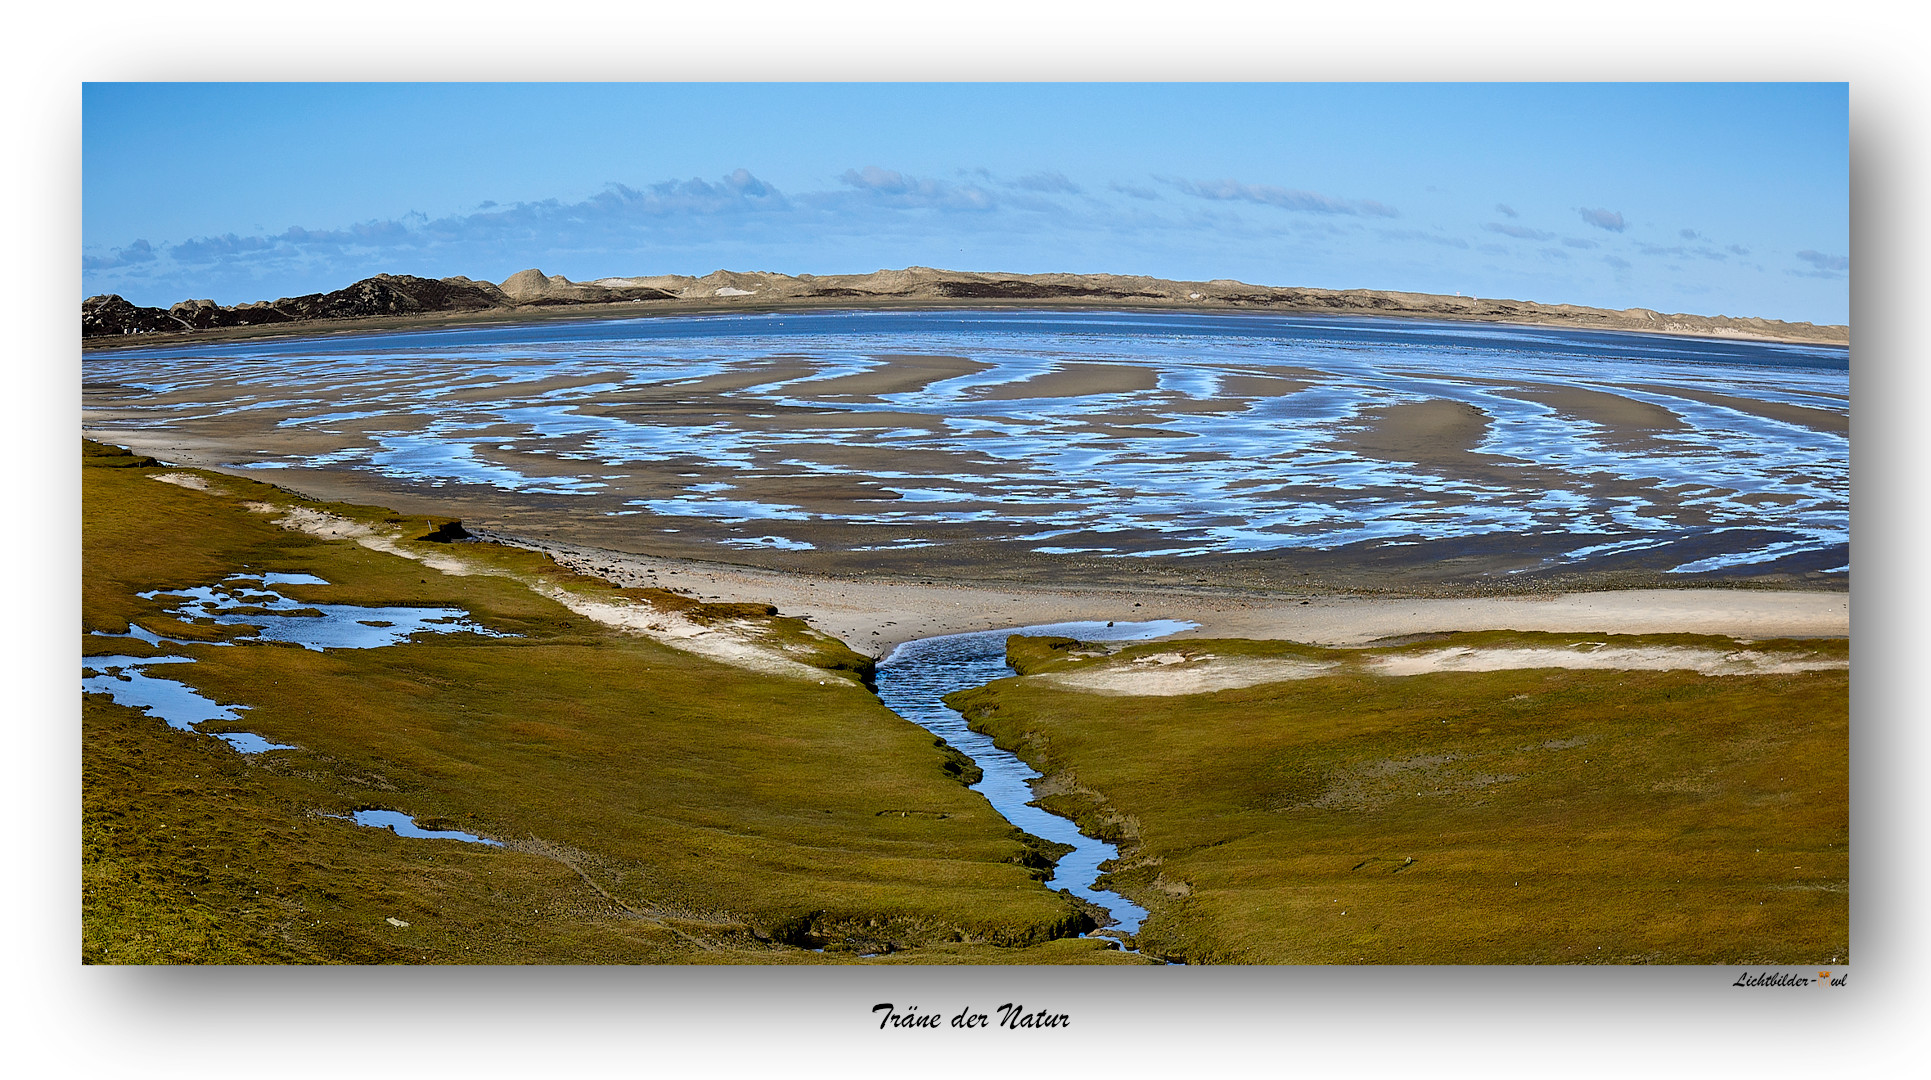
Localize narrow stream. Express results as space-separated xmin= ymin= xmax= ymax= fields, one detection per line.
xmin=874 ymin=620 xmax=1193 ymax=940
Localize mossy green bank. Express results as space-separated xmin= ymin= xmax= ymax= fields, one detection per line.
xmin=82 ymin=440 xmax=1146 ymax=964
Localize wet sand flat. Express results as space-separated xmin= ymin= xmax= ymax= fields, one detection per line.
xmin=1338 ymin=398 xmax=1496 ymax=464
xmin=1504 ymin=384 xmax=1688 ymax=433
xmin=1628 ymin=383 xmax=1850 ymax=434
xmin=968 ymin=363 xmax=1160 ymax=400
xmin=1215 ymin=373 xmax=1314 ymax=398
xmin=1499 ymin=385 xmax=1689 ymax=456
xmin=655 ymin=358 xmax=826 ymax=394
xmin=789 ymin=354 xmax=995 ymax=399
xmin=82 ymin=309 xmax=1849 ymax=586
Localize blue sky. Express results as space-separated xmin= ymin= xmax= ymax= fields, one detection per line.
xmin=82 ymin=83 xmax=1849 ymax=324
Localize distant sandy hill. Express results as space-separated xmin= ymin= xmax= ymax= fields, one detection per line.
xmin=81 ymin=267 xmax=1850 ymax=346
xmin=498 ymin=268 xmax=677 ymax=305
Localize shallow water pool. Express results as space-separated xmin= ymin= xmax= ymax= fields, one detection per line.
xmin=347 ymin=809 xmax=502 ymax=846
xmin=84 ymin=572 xmax=509 ymax=754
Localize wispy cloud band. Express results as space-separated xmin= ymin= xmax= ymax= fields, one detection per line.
xmin=78 ymin=166 xmax=1845 ymax=324
xmin=1161 ymin=176 xmax=1398 ymax=217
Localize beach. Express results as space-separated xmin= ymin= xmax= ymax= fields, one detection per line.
xmin=501 ymin=531 xmax=1849 ymax=657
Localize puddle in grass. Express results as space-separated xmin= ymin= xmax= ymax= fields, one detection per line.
xmin=346 ymin=809 xmax=503 ymax=846
xmin=81 ymin=653 xmax=295 ymax=754
xmin=84 ymin=572 xmax=509 ymax=755
xmin=876 ymin=619 xmax=1195 ymax=944
xmin=138 ymin=572 xmax=508 ymax=652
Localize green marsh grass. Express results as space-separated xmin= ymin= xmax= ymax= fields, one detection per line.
xmin=952 ymin=633 xmax=1848 ymax=964
xmin=82 ymin=441 xmax=1144 ymax=963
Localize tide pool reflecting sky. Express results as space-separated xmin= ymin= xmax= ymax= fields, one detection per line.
xmin=83 ymin=572 xmax=510 ymax=754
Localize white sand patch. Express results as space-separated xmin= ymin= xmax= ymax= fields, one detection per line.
xmin=1367 ymin=645 xmax=1847 ymax=677
xmin=1250 ymin=591 xmax=1850 ymax=645
xmin=531 ymin=586 xmax=829 ymax=682
xmin=242 ymin=501 xmax=836 ymax=681
xmin=256 ymin=504 xmax=373 ymax=540
xmin=1038 ymin=642 xmax=1844 ymax=697
xmin=249 ymin=504 xmax=475 ymax=575
xmin=713 ymin=287 xmax=756 ymax=297
xmin=1041 ymin=653 xmax=1338 ymax=696
xmin=151 ymin=472 xmax=211 ymax=491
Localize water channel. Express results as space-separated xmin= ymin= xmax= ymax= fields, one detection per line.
xmin=874 ymin=619 xmax=1194 ymax=939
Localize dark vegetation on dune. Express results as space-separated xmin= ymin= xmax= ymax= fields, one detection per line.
xmin=84 ymin=274 xmax=513 ymax=335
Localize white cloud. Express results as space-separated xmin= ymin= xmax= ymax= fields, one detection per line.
xmin=1162 ymin=176 xmax=1398 ymax=218
xmin=1485 ymin=222 xmax=1552 ymax=241
xmin=1796 ymin=249 xmax=1849 ymax=272
xmin=1578 ymin=207 xmax=1626 ymax=232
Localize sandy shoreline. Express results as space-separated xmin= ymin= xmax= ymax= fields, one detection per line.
xmin=496 ymin=532 xmax=1850 ymax=657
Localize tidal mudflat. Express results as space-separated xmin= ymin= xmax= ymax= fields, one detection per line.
xmin=83 ymin=309 xmax=1847 ymax=591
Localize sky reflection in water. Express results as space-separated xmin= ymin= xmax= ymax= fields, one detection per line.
xmin=84 ymin=573 xmax=506 ymax=754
